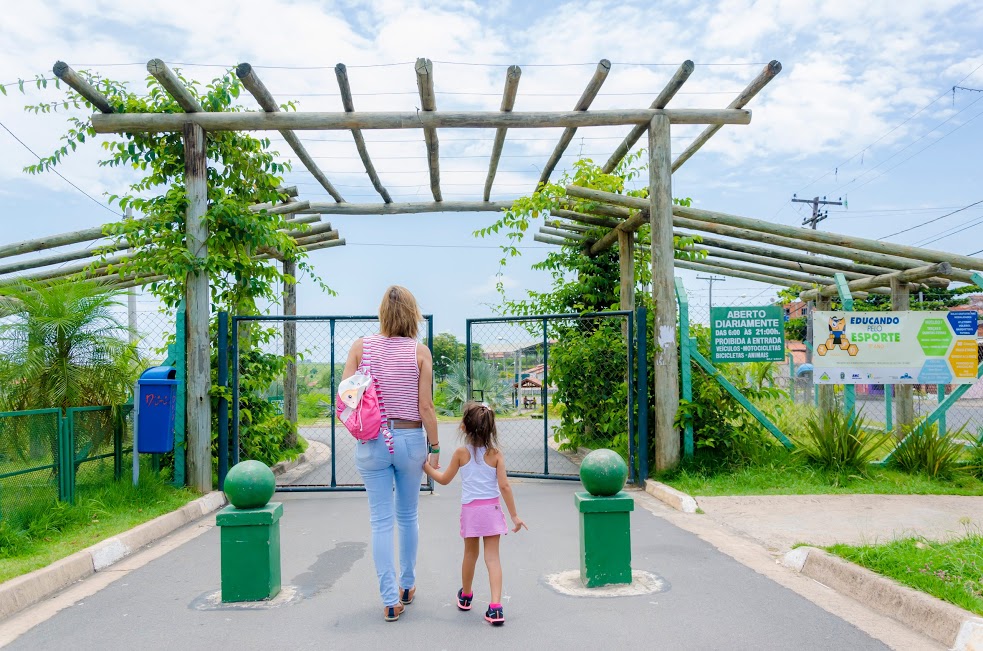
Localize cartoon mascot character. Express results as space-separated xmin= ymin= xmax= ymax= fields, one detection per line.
xmin=817 ymin=315 xmax=859 ymax=356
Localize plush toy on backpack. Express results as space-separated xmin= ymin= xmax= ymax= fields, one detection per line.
xmin=337 ymin=368 xmax=394 ymax=454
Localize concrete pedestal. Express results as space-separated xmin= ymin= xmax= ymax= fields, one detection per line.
xmin=575 ymin=491 xmax=634 ymax=588
xmin=216 ymin=502 xmax=283 ymax=602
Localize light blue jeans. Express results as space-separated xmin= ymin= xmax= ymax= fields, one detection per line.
xmin=355 ymin=427 xmax=427 ymax=607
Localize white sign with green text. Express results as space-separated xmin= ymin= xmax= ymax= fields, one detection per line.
xmin=812 ymin=310 xmax=979 ymax=385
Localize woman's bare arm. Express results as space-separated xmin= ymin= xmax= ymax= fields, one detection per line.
xmin=495 ymin=451 xmax=527 ymax=532
xmin=341 ymin=338 xmax=363 ymax=381
xmin=417 ymin=343 xmax=440 ymax=466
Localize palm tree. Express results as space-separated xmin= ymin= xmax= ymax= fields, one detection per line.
xmin=438 ymin=360 xmax=512 ymax=416
xmin=0 ymin=280 xmax=140 ymax=411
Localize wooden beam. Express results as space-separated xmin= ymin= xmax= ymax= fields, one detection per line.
xmin=602 ymin=60 xmax=694 ymax=174
xmin=90 ymin=108 xmax=753 ymax=133
xmin=0 ymin=241 xmax=128 ymax=276
xmin=699 ymin=257 xmax=833 ymax=286
xmin=296 ymin=238 xmax=346 ymax=254
xmin=550 ymin=209 xmax=620 ymax=229
xmin=146 ymin=59 xmax=202 ymax=112
xmin=690 ymin=234 xmax=899 ymax=278
xmin=649 ymin=114 xmax=679 ymax=473
xmin=799 ymin=263 xmax=951 ymax=301
xmin=674 ymin=260 xmax=799 ymax=288
xmin=303 ymin=201 xmax=510 ymax=215
xmin=183 ymin=122 xmax=211 ymax=493
xmin=565 ymin=185 xmax=983 ymax=277
xmin=236 ymin=63 xmax=345 ymax=203
xmin=540 ymin=226 xmax=585 ymax=241
xmin=674 ymin=204 xmax=983 ymax=272
xmin=0 ymin=225 xmax=113 ymax=260
xmin=533 ymin=233 xmax=570 ymax=247
xmin=335 ymin=64 xmax=392 ymax=203
xmin=52 ymin=61 xmax=114 ymax=113
xmin=248 ymin=200 xmax=311 ymax=215
xmin=483 ymin=65 xmax=522 ymax=201
xmin=283 ymin=221 xmax=333 ymax=240
xmin=695 ymin=246 xmax=870 ymax=281
xmin=537 ymin=59 xmax=612 ymax=189
xmin=416 ymin=58 xmax=441 ymax=202
xmin=672 ymin=60 xmax=782 ymax=171
xmin=293 ymin=230 xmax=340 ymax=248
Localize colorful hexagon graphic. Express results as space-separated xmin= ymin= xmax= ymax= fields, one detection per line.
xmin=817 ymin=344 xmax=828 ymax=356
xmin=916 ymin=318 xmax=952 ymax=356
xmin=847 ymin=344 xmax=859 ymax=356
xmin=917 ymin=359 xmax=953 ymax=384
xmin=948 ymin=339 xmax=979 ymax=379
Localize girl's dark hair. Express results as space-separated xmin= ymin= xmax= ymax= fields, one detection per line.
xmin=461 ymin=402 xmax=498 ymax=451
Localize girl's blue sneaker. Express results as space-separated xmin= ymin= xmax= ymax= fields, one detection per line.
xmin=484 ymin=604 xmax=504 ymax=625
xmin=457 ymin=589 xmax=473 ymax=611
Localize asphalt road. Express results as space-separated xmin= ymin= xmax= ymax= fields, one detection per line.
xmin=8 ymin=481 xmax=888 ymax=650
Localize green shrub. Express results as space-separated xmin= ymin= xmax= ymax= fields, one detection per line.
xmin=298 ymin=393 xmax=329 ymax=420
xmin=795 ymin=409 xmax=887 ymax=473
xmin=890 ymin=421 xmax=966 ymax=479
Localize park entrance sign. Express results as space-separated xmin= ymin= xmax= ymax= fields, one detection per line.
xmin=710 ymin=306 xmax=785 ymax=363
xmin=812 ymin=310 xmax=979 ymax=385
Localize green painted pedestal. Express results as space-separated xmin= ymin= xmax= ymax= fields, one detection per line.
xmin=216 ymin=502 xmax=283 ymax=602
xmin=575 ymin=491 xmax=634 ymax=588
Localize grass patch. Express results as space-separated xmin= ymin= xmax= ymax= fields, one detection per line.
xmin=658 ymin=456 xmax=983 ymax=497
xmin=0 ymin=472 xmax=197 ymax=583
xmin=828 ymin=535 xmax=983 ymax=616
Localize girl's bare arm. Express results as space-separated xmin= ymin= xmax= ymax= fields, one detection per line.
xmin=424 ymin=447 xmax=465 ymax=486
xmin=494 ymin=451 xmax=527 ymax=532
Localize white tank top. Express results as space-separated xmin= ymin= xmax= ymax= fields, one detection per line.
xmin=460 ymin=446 xmax=500 ymax=504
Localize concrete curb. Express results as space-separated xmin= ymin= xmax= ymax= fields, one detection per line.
xmin=0 ymin=491 xmax=227 ymax=622
xmin=644 ymin=479 xmax=699 ymax=513
xmin=782 ymin=546 xmax=983 ymax=650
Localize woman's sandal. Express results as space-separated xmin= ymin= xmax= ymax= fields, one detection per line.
xmin=399 ymin=587 xmax=416 ymax=605
xmin=384 ymin=603 xmax=405 ymax=622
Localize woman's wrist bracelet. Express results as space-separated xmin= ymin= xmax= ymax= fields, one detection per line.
xmin=428 ymin=443 xmax=440 ymax=453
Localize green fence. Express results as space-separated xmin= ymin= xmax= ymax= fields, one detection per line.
xmin=0 ymin=406 xmax=133 ymax=523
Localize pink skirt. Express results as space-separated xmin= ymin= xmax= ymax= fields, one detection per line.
xmin=460 ymin=498 xmax=508 ymax=538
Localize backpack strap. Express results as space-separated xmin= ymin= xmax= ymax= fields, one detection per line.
xmin=362 ymin=336 xmax=394 ymax=454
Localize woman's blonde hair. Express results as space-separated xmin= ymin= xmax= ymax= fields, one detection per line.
xmin=378 ymin=285 xmax=421 ymax=338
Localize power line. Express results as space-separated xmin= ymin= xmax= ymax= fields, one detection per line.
xmin=915 ymin=213 xmax=983 ymax=247
xmin=793 ymin=60 xmax=983 ymax=196
xmin=0 ymin=119 xmax=121 ymax=217
xmin=877 ymin=199 xmax=983 ymax=240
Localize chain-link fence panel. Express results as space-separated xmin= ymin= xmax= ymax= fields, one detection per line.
xmin=466 ymin=312 xmax=633 ymax=480
xmin=70 ymin=406 xmax=132 ymax=497
xmin=0 ymin=409 xmax=62 ymax=527
xmin=233 ymin=316 xmax=432 ymax=490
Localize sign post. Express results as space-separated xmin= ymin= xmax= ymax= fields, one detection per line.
xmin=710 ymin=306 xmax=785 ymax=363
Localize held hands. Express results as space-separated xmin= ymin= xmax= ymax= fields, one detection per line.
xmin=428 ymin=451 xmax=440 ymax=469
xmin=511 ymin=516 xmax=528 ymax=533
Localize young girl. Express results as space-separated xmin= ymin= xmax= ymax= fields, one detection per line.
xmin=423 ymin=402 xmax=527 ymax=626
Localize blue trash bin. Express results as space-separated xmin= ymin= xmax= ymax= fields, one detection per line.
xmin=137 ymin=366 xmax=178 ymax=454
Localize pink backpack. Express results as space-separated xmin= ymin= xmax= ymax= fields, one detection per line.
xmin=337 ymin=366 xmax=394 ymax=453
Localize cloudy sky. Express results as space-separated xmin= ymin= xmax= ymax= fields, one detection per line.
xmin=1 ymin=0 xmax=982 ymax=336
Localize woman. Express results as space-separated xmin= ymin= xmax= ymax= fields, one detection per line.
xmin=342 ymin=285 xmax=439 ymax=622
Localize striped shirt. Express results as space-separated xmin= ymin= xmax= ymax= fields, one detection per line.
xmin=362 ymin=334 xmax=421 ymax=421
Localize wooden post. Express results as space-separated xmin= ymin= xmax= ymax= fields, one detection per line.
xmin=125 ymin=206 xmax=137 ymax=345
xmin=283 ymin=259 xmax=298 ymax=446
xmin=618 ymin=229 xmax=634 ymax=338
xmin=815 ymin=294 xmax=835 ymax=422
xmin=891 ymin=278 xmax=914 ymax=430
xmin=415 ymin=58 xmax=441 ymax=202
xmin=183 ymin=123 xmax=212 ymax=493
xmin=648 ymin=115 xmax=679 ymax=472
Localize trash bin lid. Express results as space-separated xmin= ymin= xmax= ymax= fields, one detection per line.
xmin=140 ymin=366 xmax=177 ymax=381
xmin=795 ymin=363 xmax=814 ymax=377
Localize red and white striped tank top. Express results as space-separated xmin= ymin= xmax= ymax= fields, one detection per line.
xmin=362 ymin=334 xmax=421 ymax=421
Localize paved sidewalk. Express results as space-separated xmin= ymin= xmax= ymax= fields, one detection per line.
xmin=696 ymin=494 xmax=983 ymax=552
xmin=8 ymin=481 xmax=891 ymax=650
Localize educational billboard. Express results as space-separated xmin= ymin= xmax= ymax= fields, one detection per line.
xmin=710 ymin=306 xmax=785 ymax=363
xmin=812 ymin=311 xmax=979 ymax=385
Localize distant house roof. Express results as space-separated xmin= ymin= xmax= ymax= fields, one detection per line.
xmin=786 ymin=340 xmax=807 ymax=366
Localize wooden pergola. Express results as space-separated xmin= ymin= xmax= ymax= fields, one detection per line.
xmin=20 ymin=55 xmax=796 ymax=488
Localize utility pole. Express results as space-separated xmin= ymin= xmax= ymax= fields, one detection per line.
xmin=696 ymin=274 xmax=726 ymax=307
xmin=792 ymin=194 xmax=843 ymax=229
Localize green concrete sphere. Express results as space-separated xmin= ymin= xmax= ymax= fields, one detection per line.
xmin=580 ymin=449 xmax=628 ymax=496
xmin=224 ymin=460 xmax=276 ymax=509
